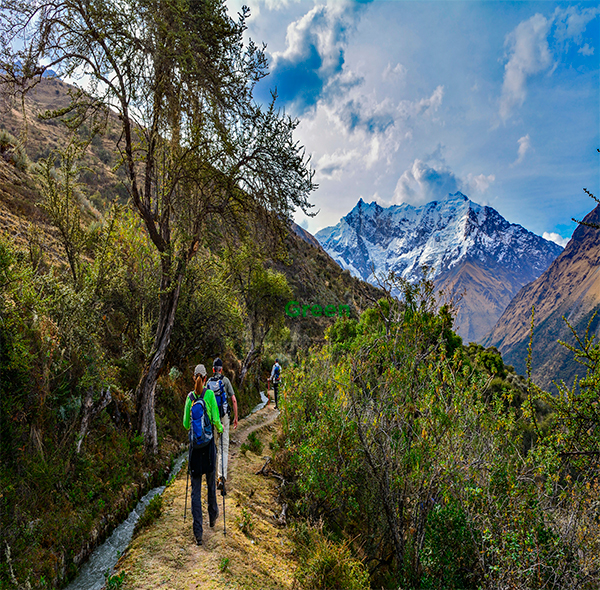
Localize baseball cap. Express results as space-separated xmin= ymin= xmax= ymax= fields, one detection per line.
xmin=194 ymin=364 xmax=207 ymax=377
xmin=213 ymin=357 xmax=223 ymax=368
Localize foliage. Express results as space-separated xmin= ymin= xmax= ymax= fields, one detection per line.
xmin=133 ymin=495 xmax=163 ymax=535
xmin=0 ymin=231 xmax=181 ymax=588
xmin=235 ymin=507 xmax=255 ymax=537
xmin=290 ymin=522 xmax=370 ymax=590
xmin=280 ymin=275 xmax=598 ymax=589
xmin=226 ymin=244 xmax=294 ymax=390
xmin=104 ymin=570 xmax=126 ymax=590
xmin=240 ymin=431 xmax=263 ymax=456
xmin=0 ymin=129 xmax=30 ymax=170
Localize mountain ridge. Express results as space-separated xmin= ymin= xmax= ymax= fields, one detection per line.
xmin=315 ymin=192 xmax=563 ymax=343
xmin=482 ymin=204 xmax=600 ymax=390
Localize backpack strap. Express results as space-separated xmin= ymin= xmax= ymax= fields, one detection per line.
xmin=189 ymin=388 xmax=207 ymax=402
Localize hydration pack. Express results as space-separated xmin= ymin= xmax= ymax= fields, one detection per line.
xmin=188 ymin=389 xmax=213 ymax=449
xmin=207 ymin=376 xmax=228 ymax=418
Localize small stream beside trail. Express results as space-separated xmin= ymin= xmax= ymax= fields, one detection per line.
xmin=65 ymin=390 xmax=269 ymax=590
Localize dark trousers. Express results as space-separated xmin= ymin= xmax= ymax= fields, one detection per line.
xmin=273 ymin=381 xmax=279 ymax=408
xmin=191 ymin=469 xmax=218 ymax=542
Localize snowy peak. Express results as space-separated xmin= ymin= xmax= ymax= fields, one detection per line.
xmin=316 ymin=193 xmax=561 ymax=285
xmin=315 ymin=193 xmax=563 ymax=343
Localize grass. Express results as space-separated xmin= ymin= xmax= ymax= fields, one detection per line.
xmin=133 ymin=495 xmax=163 ymax=535
xmin=240 ymin=431 xmax=263 ymax=456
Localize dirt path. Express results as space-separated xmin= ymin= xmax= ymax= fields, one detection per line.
xmin=113 ymin=399 xmax=297 ymax=590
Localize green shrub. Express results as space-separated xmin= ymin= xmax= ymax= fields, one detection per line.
xmin=104 ymin=570 xmax=126 ymax=590
xmin=292 ymin=523 xmax=370 ymax=590
xmin=235 ymin=507 xmax=254 ymax=537
xmin=240 ymin=431 xmax=263 ymax=456
xmin=133 ymin=494 xmax=163 ymax=534
xmin=420 ymin=502 xmax=481 ymax=589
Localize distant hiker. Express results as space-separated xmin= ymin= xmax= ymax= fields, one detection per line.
xmin=207 ymin=358 xmax=238 ymax=495
xmin=270 ymin=359 xmax=282 ymax=409
xmin=183 ymin=364 xmax=223 ymax=546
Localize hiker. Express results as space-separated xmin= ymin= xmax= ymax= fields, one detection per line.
xmin=183 ymin=364 xmax=223 ymax=546
xmin=270 ymin=358 xmax=282 ymax=409
xmin=207 ymin=357 xmax=238 ymax=495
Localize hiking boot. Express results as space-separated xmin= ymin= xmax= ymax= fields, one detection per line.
xmin=196 ymin=538 xmax=202 ymax=546
xmin=210 ymin=517 xmax=216 ymax=528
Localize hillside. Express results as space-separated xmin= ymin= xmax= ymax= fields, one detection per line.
xmin=482 ymin=205 xmax=600 ymax=390
xmin=0 ymin=77 xmax=128 ymax=207
xmin=0 ymin=76 xmax=384 ymax=590
xmin=0 ymin=77 xmax=381 ymax=353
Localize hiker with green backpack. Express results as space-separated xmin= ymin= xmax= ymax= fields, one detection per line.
xmin=182 ymin=364 xmax=223 ymax=546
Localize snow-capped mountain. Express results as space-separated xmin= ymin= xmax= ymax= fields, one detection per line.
xmin=315 ymin=192 xmax=563 ymax=343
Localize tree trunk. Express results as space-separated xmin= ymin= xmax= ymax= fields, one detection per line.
xmin=136 ymin=269 xmax=184 ymax=454
xmin=239 ymin=346 xmax=261 ymax=389
xmin=76 ymin=387 xmax=112 ymax=454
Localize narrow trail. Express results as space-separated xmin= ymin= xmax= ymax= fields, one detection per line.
xmin=113 ymin=397 xmax=296 ymax=590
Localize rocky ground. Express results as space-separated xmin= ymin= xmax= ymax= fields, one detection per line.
xmin=112 ymin=396 xmax=297 ymax=590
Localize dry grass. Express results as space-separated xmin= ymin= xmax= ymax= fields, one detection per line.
xmin=114 ymin=401 xmax=297 ymax=590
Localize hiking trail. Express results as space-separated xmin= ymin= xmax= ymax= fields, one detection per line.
xmin=112 ymin=398 xmax=296 ymax=590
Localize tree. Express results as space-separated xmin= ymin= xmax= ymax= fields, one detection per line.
xmin=227 ymin=244 xmax=293 ymax=388
xmin=0 ymin=0 xmax=315 ymax=453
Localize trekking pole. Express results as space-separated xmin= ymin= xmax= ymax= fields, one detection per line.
xmin=221 ymin=433 xmax=226 ymax=536
xmin=183 ymin=459 xmax=190 ymax=522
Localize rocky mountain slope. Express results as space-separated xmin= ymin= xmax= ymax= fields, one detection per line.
xmin=482 ymin=205 xmax=600 ymax=391
xmin=316 ymin=193 xmax=563 ymax=343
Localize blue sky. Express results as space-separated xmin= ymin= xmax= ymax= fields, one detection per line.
xmin=228 ymin=0 xmax=599 ymax=244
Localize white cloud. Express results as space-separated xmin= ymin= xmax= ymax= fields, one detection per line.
xmin=465 ymin=173 xmax=496 ymax=194
xmin=543 ymin=232 xmax=569 ymax=247
xmin=269 ymin=1 xmax=367 ymax=111
xmin=499 ymin=14 xmax=553 ymax=122
xmin=393 ymin=160 xmax=495 ymax=206
xmin=553 ymin=6 xmax=600 ymax=46
xmin=317 ymin=148 xmax=361 ymax=180
xmin=499 ymin=7 xmax=600 ymax=121
xmin=382 ymin=62 xmax=407 ymax=82
xmin=393 ymin=159 xmax=460 ymax=205
xmin=398 ymin=85 xmax=444 ymax=119
xmin=512 ymin=134 xmax=532 ymax=166
xmin=298 ymin=80 xmax=446 ymax=186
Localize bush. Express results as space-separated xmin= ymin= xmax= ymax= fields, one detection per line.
xmin=0 ymin=129 xmax=30 ymax=170
xmin=280 ymin=275 xmax=597 ymax=588
xmin=133 ymin=494 xmax=163 ymax=535
xmin=292 ymin=523 xmax=370 ymax=590
xmin=240 ymin=431 xmax=263 ymax=455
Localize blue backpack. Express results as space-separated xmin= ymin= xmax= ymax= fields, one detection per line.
xmin=207 ymin=376 xmax=228 ymax=418
xmin=188 ymin=389 xmax=213 ymax=449
xmin=273 ymin=364 xmax=281 ymax=382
